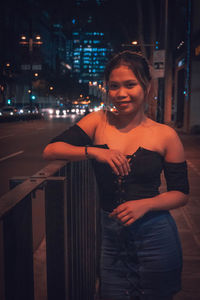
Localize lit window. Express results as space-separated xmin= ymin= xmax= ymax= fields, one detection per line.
xmin=84 ymin=52 xmax=91 ymax=56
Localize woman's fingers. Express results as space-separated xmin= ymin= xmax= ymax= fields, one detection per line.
xmin=112 ymin=154 xmax=130 ymax=176
xmin=110 ymin=209 xmax=135 ymax=226
xmin=94 ymin=148 xmax=131 ymax=176
xmin=109 ymin=160 xmax=121 ymax=176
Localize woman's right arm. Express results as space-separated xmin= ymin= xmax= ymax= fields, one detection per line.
xmin=43 ymin=111 xmax=101 ymax=161
xmin=43 ymin=110 xmax=130 ymax=175
xmin=43 ymin=142 xmax=88 ymax=161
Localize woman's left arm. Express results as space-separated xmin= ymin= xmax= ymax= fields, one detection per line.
xmin=110 ymin=127 xmax=189 ymax=225
xmin=146 ymin=126 xmax=189 ymax=211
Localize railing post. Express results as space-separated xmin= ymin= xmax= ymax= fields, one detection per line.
xmin=45 ymin=176 xmax=68 ymax=300
xmin=3 ymin=194 xmax=34 ymax=300
xmin=65 ymin=160 xmax=100 ymax=300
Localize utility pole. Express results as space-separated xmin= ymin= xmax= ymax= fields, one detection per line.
xmin=164 ymin=0 xmax=172 ymax=124
xmin=19 ymin=31 xmax=42 ymax=110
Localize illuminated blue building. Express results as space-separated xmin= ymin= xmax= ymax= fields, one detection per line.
xmin=66 ymin=30 xmax=113 ymax=84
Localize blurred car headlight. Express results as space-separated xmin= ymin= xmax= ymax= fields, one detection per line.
xmin=56 ymin=109 xmax=60 ymax=115
xmin=63 ymin=110 xmax=66 ymax=115
xmin=48 ymin=109 xmax=54 ymax=114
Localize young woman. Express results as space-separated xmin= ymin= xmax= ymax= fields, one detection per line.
xmin=43 ymin=51 xmax=189 ymax=300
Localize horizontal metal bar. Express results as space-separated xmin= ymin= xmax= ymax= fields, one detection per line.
xmin=32 ymin=161 xmax=67 ymax=178
xmin=0 ymin=161 xmax=68 ymax=220
xmin=0 ymin=177 xmax=45 ymax=220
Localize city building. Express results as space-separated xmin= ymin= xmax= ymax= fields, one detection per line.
xmin=66 ymin=29 xmax=113 ymax=85
xmin=0 ymin=0 xmax=67 ymax=107
xmin=173 ymin=0 xmax=200 ymax=133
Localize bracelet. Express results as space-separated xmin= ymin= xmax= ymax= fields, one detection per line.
xmin=85 ymin=146 xmax=89 ymax=159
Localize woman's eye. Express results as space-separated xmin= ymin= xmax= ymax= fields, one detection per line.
xmin=126 ymin=83 xmax=136 ymax=88
xmin=109 ymin=84 xmax=119 ymax=90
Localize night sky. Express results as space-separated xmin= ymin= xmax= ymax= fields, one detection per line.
xmin=38 ymin=0 xmax=164 ymax=50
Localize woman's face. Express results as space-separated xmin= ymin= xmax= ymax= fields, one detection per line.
xmin=108 ymin=65 xmax=146 ymax=116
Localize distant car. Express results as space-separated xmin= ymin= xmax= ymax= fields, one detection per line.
xmin=41 ymin=106 xmax=66 ymax=117
xmin=22 ymin=105 xmax=39 ymax=114
xmin=0 ymin=106 xmax=18 ymax=116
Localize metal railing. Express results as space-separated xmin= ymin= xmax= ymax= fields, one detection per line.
xmin=0 ymin=159 xmax=100 ymax=300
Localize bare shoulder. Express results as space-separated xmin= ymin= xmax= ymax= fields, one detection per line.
xmin=151 ymin=121 xmax=185 ymax=162
xmin=76 ymin=109 xmax=106 ymax=140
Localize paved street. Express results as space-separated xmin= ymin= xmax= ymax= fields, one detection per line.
xmin=0 ymin=116 xmax=78 ymax=197
xmin=173 ymin=133 xmax=200 ymax=300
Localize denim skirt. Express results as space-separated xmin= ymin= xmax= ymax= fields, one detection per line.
xmin=100 ymin=209 xmax=182 ymax=300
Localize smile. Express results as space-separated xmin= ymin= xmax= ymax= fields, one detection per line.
xmin=116 ymin=101 xmax=132 ymax=105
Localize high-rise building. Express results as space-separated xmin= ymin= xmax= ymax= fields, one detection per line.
xmin=66 ymin=30 xmax=113 ymax=84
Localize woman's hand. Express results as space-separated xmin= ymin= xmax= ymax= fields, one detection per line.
xmin=88 ymin=147 xmax=131 ymax=176
xmin=109 ymin=200 xmax=150 ymax=226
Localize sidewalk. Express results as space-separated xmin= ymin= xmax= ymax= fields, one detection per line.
xmin=172 ymin=133 xmax=200 ymax=300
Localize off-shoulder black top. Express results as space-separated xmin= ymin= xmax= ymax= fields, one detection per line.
xmin=49 ymin=124 xmax=189 ymax=212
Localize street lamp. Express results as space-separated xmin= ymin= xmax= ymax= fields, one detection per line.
xmin=121 ymin=41 xmax=160 ymax=49
xmin=19 ymin=34 xmax=43 ymax=109
xmin=19 ymin=34 xmax=43 ymax=52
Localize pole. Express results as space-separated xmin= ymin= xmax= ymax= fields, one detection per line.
xmin=164 ymin=0 xmax=172 ymax=124
xmin=29 ymin=37 xmax=33 ymax=111
xmin=184 ymin=0 xmax=192 ymax=132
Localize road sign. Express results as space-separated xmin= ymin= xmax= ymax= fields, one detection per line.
xmin=32 ymin=64 xmax=42 ymax=70
xmin=21 ymin=64 xmax=42 ymax=71
xmin=153 ymin=50 xmax=165 ymax=78
xmin=21 ymin=64 xmax=31 ymax=70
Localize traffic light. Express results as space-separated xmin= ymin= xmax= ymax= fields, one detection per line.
xmin=31 ymin=95 xmax=36 ymax=100
xmin=7 ymin=99 xmax=11 ymax=105
xmin=155 ymin=41 xmax=159 ymax=50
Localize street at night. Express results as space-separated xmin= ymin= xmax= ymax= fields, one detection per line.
xmin=1 ymin=0 xmax=200 ymax=300
xmin=0 ymin=117 xmax=79 ymax=197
